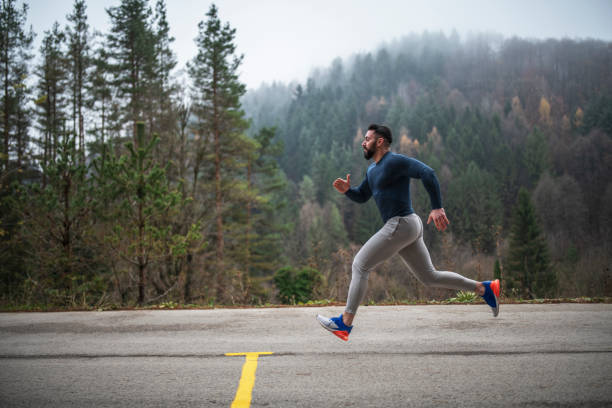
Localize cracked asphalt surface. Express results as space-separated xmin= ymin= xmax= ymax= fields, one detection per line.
xmin=1 ymin=304 xmax=611 ymax=407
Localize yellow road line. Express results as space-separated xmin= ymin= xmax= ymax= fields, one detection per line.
xmin=225 ymin=352 xmax=274 ymax=408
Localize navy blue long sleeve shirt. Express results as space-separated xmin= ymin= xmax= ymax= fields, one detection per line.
xmin=345 ymin=152 xmax=442 ymax=223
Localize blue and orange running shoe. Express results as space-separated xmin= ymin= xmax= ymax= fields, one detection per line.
xmin=482 ymin=279 xmax=501 ymax=317
xmin=316 ymin=314 xmax=352 ymax=341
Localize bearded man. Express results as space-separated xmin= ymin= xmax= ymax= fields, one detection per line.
xmin=317 ymin=124 xmax=500 ymax=341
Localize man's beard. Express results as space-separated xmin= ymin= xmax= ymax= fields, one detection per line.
xmin=363 ymin=146 xmax=375 ymax=160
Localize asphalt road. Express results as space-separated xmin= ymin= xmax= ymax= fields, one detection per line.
xmin=1 ymin=304 xmax=611 ymax=407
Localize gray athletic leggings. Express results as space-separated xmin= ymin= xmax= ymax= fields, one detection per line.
xmin=345 ymin=214 xmax=477 ymax=314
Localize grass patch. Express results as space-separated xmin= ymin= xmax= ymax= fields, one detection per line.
xmin=1 ymin=296 xmax=610 ymax=312
xmin=445 ymin=291 xmax=478 ymax=303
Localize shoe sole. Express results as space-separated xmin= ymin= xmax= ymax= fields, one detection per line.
xmin=491 ymin=279 xmax=500 ymax=317
xmin=491 ymin=295 xmax=499 ymax=317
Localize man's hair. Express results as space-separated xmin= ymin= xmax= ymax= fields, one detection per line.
xmin=368 ymin=124 xmax=392 ymax=145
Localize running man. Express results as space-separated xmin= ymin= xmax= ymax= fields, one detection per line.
xmin=317 ymin=124 xmax=500 ymax=341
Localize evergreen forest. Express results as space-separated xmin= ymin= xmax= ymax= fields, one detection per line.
xmin=1 ymin=0 xmax=611 ymax=309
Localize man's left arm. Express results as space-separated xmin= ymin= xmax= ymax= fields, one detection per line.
xmin=405 ymin=157 xmax=450 ymax=231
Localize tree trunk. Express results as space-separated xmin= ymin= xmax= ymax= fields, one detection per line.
xmin=16 ymin=101 xmax=22 ymax=169
xmin=72 ymin=76 xmax=77 ymax=142
xmin=214 ymin=124 xmax=224 ymax=298
xmin=43 ymin=78 xmax=52 ymax=188
xmin=239 ymin=158 xmax=253 ymax=302
xmin=51 ymin=82 xmax=57 ymax=162
xmin=3 ymin=52 xmax=9 ymax=171
xmin=78 ymin=52 xmax=84 ymax=163
xmin=183 ymin=253 xmax=192 ymax=302
xmin=79 ymin=112 xmax=84 ymax=163
xmin=245 ymin=158 xmax=252 ymax=277
xmin=63 ymin=172 xmax=72 ymax=287
xmin=137 ymin=120 xmax=146 ymax=305
xmin=213 ymin=75 xmax=224 ymax=300
xmin=138 ymin=200 xmax=145 ymax=305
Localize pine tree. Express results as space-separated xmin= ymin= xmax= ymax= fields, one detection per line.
xmin=21 ymin=132 xmax=96 ymax=305
xmin=87 ymin=45 xmax=113 ymax=157
xmin=34 ymin=23 xmax=68 ymax=183
xmin=493 ymin=259 xmax=502 ymax=281
xmin=244 ymin=127 xmax=287 ymax=277
xmin=66 ymin=0 xmax=91 ymax=161
xmin=523 ymin=127 xmax=550 ymax=187
xmin=506 ymin=188 xmax=556 ymax=298
xmin=188 ymin=4 xmax=249 ymax=300
xmin=446 ymin=161 xmax=503 ymax=253
xmin=0 ymin=0 xmax=34 ymax=302
xmin=100 ymin=122 xmax=193 ymax=305
xmin=148 ymin=0 xmax=176 ymax=154
xmin=12 ymin=49 xmax=31 ymax=170
xmin=0 ymin=0 xmax=34 ymax=171
xmin=106 ymin=0 xmax=155 ymax=140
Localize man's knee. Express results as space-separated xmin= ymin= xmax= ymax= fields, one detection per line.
xmin=351 ymin=259 xmax=370 ymax=280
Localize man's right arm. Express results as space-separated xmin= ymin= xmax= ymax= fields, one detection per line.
xmin=344 ymin=174 xmax=372 ymax=203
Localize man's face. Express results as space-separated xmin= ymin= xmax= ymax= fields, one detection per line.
xmin=362 ymin=130 xmax=378 ymax=160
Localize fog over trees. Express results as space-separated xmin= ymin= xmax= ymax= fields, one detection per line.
xmin=243 ymin=31 xmax=612 ymax=301
xmin=1 ymin=0 xmax=611 ymax=308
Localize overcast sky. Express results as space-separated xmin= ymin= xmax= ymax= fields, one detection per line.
xmin=26 ymin=0 xmax=612 ymax=90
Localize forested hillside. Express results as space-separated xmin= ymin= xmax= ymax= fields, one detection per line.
xmin=243 ymin=32 xmax=612 ymax=301
xmin=1 ymin=0 xmax=610 ymax=309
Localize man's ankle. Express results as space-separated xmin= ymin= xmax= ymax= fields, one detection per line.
xmin=343 ymin=313 xmax=354 ymax=326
